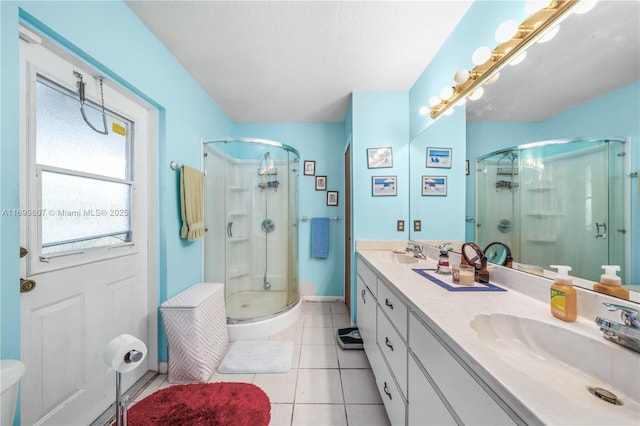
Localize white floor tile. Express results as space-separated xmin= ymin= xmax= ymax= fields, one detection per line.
xmin=336 ymin=348 xmax=370 ymax=369
xmin=331 ymin=313 xmax=352 ymax=328
xmin=345 ymin=404 xmax=390 ymax=426
xmin=304 ymin=312 xmax=333 ymax=328
xmin=269 ymin=326 xmax=303 ymax=344
xmin=330 ymin=303 xmax=349 ymax=314
xmin=253 ymin=370 xmax=298 ymax=403
xmin=208 ymin=371 xmax=255 ymax=383
xmin=131 ymin=374 xmax=168 ymax=403
xmin=341 ymin=369 xmax=382 ymax=404
xmin=303 ymin=302 xmax=332 ymax=313
xmin=292 ymin=344 xmax=301 ymax=369
xmin=291 ymin=404 xmax=347 ymax=426
xmin=299 ymin=344 xmax=338 ymax=369
xmin=295 ymin=369 xmax=344 ymax=404
xmin=270 ymin=403 xmax=294 ymax=426
xmin=302 ymin=327 xmax=337 ymax=345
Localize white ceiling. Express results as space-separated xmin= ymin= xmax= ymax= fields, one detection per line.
xmin=125 ymin=0 xmax=473 ymax=123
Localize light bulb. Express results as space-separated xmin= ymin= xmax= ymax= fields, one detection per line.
xmin=455 ymin=97 xmax=467 ymax=107
xmin=444 ymin=107 xmax=454 ymax=116
xmin=538 ymin=25 xmax=559 ymax=43
xmin=524 ymin=0 xmax=550 ymax=15
xmin=495 ymin=20 xmax=519 ymax=43
xmin=468 ymin=87 xmax=484 ymax=101
xmin=574 ymin=0 xmax=598 ymax=14
xmin=439 ymin=86 xmax=454 ymax=100
xmin=454 ymin=69 xmax=470 ymax=85
xmin=429 ymin=96 xmax=440 ymax=107
xmin=419 ymin=106 xmax=430 ymax=116
xmin=485 ymin=72 xmax=500 ymax=85
xmin=509 ymin=51 xmax=527 ymax=66
xmin=472 ymin=46 xmax=492 ymax=65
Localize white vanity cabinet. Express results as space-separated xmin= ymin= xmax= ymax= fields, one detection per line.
xmin=356 ymin=255 xmax=521 ymax=426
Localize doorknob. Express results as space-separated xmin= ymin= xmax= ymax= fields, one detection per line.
xmin=20 ymin=278 xmax=36 ymax=293
xmin=20 ymin=246 xmax=28 ymax=258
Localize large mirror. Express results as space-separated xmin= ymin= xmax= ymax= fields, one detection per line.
xmin=410 ymin=1 xmax=639 ymax=301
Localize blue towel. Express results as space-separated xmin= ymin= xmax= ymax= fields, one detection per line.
xmin=311 ymin=218 xmax=330 ymax=259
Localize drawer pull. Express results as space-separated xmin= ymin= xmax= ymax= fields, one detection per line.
xmin=383 ymin=382 xmax=392 ymax=400
xmin=361 ymin=289 xmax=366 ymax=302
xmin=385 ymin=298 xmax=394 ymax=309
xmin=385 ymin=337 xmax=394 ymax=351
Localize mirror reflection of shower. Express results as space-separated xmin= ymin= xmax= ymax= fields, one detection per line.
xmin=203 ymin=138 xmax=300 ymax=323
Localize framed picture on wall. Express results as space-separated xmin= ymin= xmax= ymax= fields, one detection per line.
xmin=315 ymin=176 xmax=327 ymax=191
xmin=422 ymin=175 xmax=447 ymax=196
xmin=327 ymin=191 xmax=339 ymax=206
xmin=367 ymin=147 xmax=393 ymax=168
xmin=303 ymin=160 xmax=316 ymax=176
xmin=372 ymin=176 xmax=397 ymax=196
xmin=426 ymin=147 xmax=452 ymax=168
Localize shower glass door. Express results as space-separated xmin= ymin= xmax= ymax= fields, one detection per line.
xmin=203 ymin=138 xmax=300 ymax=322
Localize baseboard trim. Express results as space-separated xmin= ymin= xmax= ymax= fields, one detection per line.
xmin=302 ymin=296 xmax=345 ymax=303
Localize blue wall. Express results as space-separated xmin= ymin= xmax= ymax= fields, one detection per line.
xmin=0 ymin=0 xmax=235 ymax=374
xmin=466 ymin=81 xmax=640 ymax=283
xmin=235 ymin=123 xmax=347 ymax=297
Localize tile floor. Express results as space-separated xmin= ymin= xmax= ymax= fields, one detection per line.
xmin=134 ymin=301 xmax=391 ymax=426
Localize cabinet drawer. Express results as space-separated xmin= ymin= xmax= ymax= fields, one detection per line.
xmin=409 ymin=313 xmax=516 ymax=425
xmin=377 ymin=279 xmax=407 ymax=339
xmin=378 ymin=307 xmax=407 ymax=397
xmin=375 ymin=359 xmax=406 ymax=426
xmin=357 ymin=257 xmax=377 ymax=298
xmin=408 ymin=354 xmax=456 ymax=426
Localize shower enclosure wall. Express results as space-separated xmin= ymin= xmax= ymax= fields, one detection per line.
xmin=476 ymin=138 xmax=627 ymax=283
xmin=203 ymin=138 xmax=300 ymax=331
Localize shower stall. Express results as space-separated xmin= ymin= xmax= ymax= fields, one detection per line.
xmin=476 ymin=138 xmax=627 ymax=283
xmin=203 ymin=138 xmax=300 ymax=339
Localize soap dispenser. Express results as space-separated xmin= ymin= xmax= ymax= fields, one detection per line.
xmin=593 ymin=265 xmax=629 ymax=300
xmin=550 ymin=265 xmax=577 ymax=322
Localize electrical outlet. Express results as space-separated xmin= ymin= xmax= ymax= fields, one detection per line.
xmin=397 ymin=220 xmax=405 ymax=232
xmin=414 ymin=220 xmax=421 ymax=232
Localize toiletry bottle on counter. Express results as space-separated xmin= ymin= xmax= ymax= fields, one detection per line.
xmin=550 ymin=265 xmax=577 ymax=322
xmin=436 ymin=250 xmax=451 ymax=275
xmin=593 ymin=265 xmax=629 ymax=300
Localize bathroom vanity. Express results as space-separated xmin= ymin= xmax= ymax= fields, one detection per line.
xmin=356 ymin=242 xmax=640 ymax=425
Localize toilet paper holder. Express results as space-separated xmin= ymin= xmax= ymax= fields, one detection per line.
xmin=104 ymin=335 xmax=147 ymax=426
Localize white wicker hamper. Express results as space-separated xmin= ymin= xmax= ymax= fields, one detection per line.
xmin=160 ymin=283 xmax=228 ymax=383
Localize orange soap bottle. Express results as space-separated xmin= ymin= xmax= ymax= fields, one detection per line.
xmin=593 ymin=265 xmax=629 ymax=300
xmin=550 ymin=265 xmax=577 ymax=322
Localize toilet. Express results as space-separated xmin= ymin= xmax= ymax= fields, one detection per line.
xmin=1 ymin=360 xmax=25 ymax=426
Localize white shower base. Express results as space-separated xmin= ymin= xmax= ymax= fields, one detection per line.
xmin=226 ymin=290 xmax=301 ymax=341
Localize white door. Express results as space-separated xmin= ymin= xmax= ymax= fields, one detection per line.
xmin=19 ymin=33 xmax=155 ymax=425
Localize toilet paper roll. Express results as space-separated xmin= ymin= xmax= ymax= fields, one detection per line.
xmin=103 ymin=334 xmax=147 ymax=373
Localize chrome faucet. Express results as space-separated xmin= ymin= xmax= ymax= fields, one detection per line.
xmin=595 ymin=303 xmax=640 ymax=353
xmin=436 ymin=242 xmax=452 ymax=250
xmin=406 ymin=243 xmax=426 ymax=259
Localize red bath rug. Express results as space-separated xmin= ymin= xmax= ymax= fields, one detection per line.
xmin=121 ymin=382 xmax=270 ymax=426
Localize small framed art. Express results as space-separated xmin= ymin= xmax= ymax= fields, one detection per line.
xmin=303 ymin=160 xmax=316 ymax=176
xmin=426 ymin=147 xmax=452 ymax=168
xmin=422 ymin=175 xmax=447 ymax=196
xmin=327 ymin=191 xmax=339 ymax=206
xmin=465 ymin=160 xmax=470 ymax=176
xmin=372 ymin=176 xmax=397 ymax=196
xmin=367 ymin=147 xmax=393 ymax=169
xmin=315 ymin=176 xmax=327 ymax=191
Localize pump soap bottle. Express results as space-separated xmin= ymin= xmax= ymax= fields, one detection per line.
xmin=550 ymin=265 xmax=577 ymax=322
xmin=593 ymin=265 xmax=629 ymax=300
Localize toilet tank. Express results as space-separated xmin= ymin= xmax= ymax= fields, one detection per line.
xmin=1 ymin=359 xmax=26 ymax=426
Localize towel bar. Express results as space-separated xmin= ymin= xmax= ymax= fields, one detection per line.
xmin=299 ymin=216 xmax=341 ymax=222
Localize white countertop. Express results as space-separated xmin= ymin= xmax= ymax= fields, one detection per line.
xmin=357 ymin=248 xmax=640 ymax=425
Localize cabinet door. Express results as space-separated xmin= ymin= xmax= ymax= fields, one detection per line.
xmin=410 ymin=313 xmax=517 ymax=425
xmin=408 ymin=355 xmax=456 ymax=426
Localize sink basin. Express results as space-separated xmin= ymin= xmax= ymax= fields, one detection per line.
xmin=470 ymin=314 xmax=640 ymax=422
xmin=380 ymin=252 xmax=419 ymax=264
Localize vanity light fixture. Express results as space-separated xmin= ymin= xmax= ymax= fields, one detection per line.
xmin=429 ymin=0 xmax=584 ymax=119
